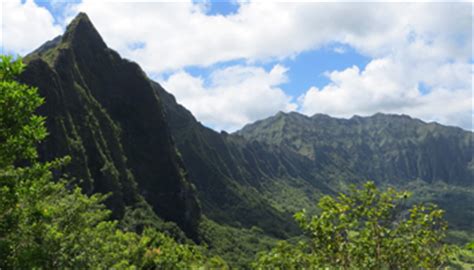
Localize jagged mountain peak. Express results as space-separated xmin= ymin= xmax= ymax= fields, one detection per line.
xmin=25 ymin=12 xmax=109 ymax=66
xmin=69 ymin=11 xmax=91 ymax=25
xmin=62 ymin=12 xmax=107 ymax=49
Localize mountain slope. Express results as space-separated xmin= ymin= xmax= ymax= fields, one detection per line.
xmin=154 ymin=83 xmax=333 ymax=238
xmin=153 ymin=74 xmax=474 ymax=239
xmin=20 ymin=13 xmax=201 ymax=238
xmin=237 ymin=112 xmax=473 ymax=186
xmin=237 ymin=111 xmax=474 ymax=234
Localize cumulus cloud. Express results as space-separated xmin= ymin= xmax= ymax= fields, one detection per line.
xmin=1 ymin=0 xmax=63 ymax=55
xmin=66 ymin=2 xmax=471 ymax=72
xmin=298 ymin=57 xmax=473 ymax=129
xmin=296 ymin=3 xmax=472 ymax=130
xmin=162 ymin=64 xmax=296 ymax=131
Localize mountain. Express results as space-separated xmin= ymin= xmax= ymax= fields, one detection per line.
xmin=236 ymin=111 xmax=474 ymax=234
xmin=237 ymin=111 xmax=473 ymax=187
xmin=20 ymin=13 xmax=201 ymax=239
xmin=154 ymin=77 xmax=474 ymax=236
xmin=153 ymin=83 xmax=341 ymax=238
xmin=19 ymin=12 xmax=473 ymax=265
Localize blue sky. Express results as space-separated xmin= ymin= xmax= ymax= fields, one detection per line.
xmin=203 ymin=0 xmax=240 ymax=16
xmin=2 ymin=1 xmax=472 ymax=131
xmin=181 ymin=42 xmax=370 ymax=98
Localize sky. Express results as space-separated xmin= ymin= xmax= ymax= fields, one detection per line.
xmin=1 ymin=0 xmax=472 ymax=132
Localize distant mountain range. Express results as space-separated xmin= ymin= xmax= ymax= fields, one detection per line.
xmin=238 ymin=111 xmax=472 ymax=187
xmin=20 ymin=12 xmax=473 ymax=256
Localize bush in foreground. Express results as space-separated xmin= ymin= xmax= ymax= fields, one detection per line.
xmin=254 ymin=182 xmax=449 ymax=269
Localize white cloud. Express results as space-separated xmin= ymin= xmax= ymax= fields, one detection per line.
xmin=162 ymin=64 xmax=296 ymax=131
xmin=1 ymin=0 xmax=63 ymax=55
xmin=295 ymin=2 xmax=472 ymax=130
xmin=64 ymin=2 xmax=471 ymax=72
xmin=298 ymin=57 xmax=473 ymax=129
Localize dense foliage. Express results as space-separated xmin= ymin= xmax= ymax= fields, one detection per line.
xmin=0 ymin=56 xmax=225 ymax=269
xmin=448 ymin=242 xmax=474 ymax=269
xmin=253 ymin=182 xmax=449 ymax=269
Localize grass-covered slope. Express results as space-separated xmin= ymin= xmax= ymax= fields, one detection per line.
xmin=20 ymin=13 xmax=201 ymax=239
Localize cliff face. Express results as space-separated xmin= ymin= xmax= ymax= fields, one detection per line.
xmin=20 ymin=13 xmax=201 ymax=239
xmin=237 ymin=112 xmax=473 ymax=187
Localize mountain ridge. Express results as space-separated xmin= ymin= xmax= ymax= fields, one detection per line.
xmin=243 ymin=110 xmax=469 ymax=134
xmin=237 ymin=109 xmax=473 ymax=186
xmin=21 ymin=12 xmax=202 ymax=239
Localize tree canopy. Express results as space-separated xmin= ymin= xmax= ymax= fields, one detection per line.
xmin=253 ymin=182 xmax=449 ymax=269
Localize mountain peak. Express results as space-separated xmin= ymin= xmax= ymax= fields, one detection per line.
xmin=65 ymin=12 xmax=93 ymax=33
xmin=62 ymin=12 xmax=107 ymax=49
xmin=71 ymin=12 xmax=91 ymax=24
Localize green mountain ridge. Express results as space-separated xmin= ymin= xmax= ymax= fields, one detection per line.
xmin=237 ymin=111 xmax=473 ymax=186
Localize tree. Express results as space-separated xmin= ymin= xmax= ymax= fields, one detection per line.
xmin=253 ymin=182 xmax=449 ymax=269
xmin=447 ymin=241 xmax=474 ymax=269
xmin=0 ymin=55 xmax=51 ymax=267
xmin=0 ymin=55 xmax=226 ymax=269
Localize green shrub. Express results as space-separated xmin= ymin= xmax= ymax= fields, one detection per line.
xmin=254 ymin=182 xmax=449 ymax=269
